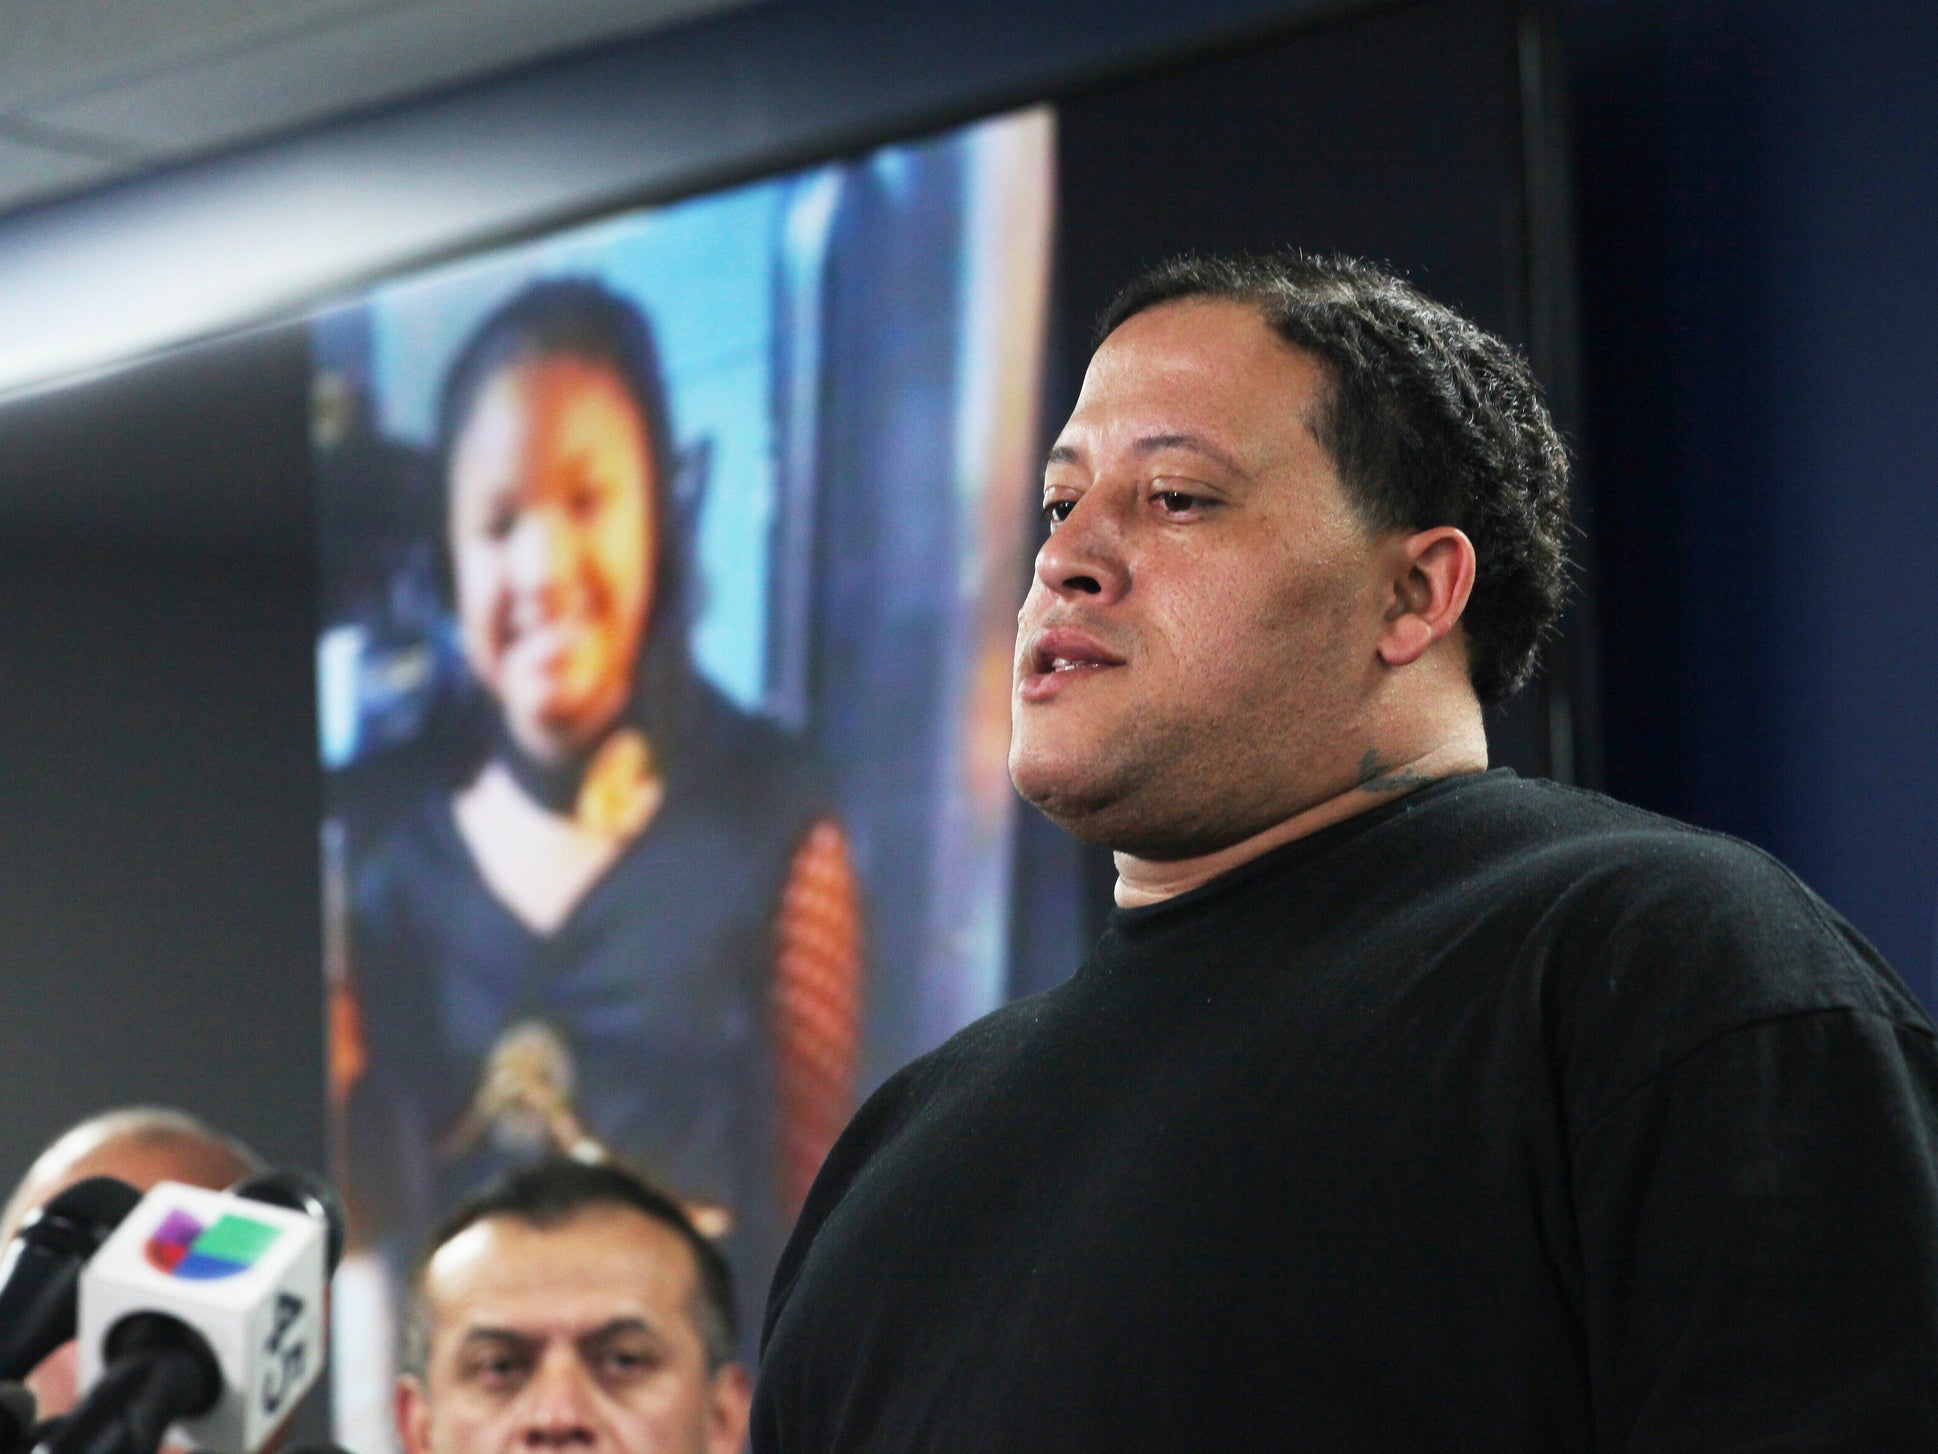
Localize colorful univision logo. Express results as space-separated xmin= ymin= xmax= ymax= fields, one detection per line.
xmin=145 ymin=1208 xmax=280 ymax=1281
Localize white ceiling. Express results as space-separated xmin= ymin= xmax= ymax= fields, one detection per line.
xmin=0 ymin=0 xmax=760 ymax=217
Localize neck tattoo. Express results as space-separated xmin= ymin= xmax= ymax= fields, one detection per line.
xmin=1356 ymin=747 xmax=1435 ymax=794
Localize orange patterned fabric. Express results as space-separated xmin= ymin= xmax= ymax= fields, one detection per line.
xmin=773 ymin=816 xmax=865 ymax=1214
xmin=328 ymin=980 xmax=368 ymax=1109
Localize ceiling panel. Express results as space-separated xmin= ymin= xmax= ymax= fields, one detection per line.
xmin=0 ymin=0 xmax=761 ymax=215
xmin=0 ymin=131 xmax=121 ymax=198
xmin=0 ymin=0 xmax=394 ymax=112
xmin=0 ymin=0 xmax=1344 ymax=401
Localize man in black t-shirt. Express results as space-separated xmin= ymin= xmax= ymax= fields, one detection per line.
xmin=753 ymin=252 xmax=1938 ymax=1450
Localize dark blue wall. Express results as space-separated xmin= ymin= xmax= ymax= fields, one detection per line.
xmin=1570 ymin=0 xmax=1938 ymax=1004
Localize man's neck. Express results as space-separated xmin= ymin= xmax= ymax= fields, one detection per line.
xmin=1112 ymin=735 xmax=1488 ymax=908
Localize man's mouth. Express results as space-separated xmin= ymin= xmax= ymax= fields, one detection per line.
xmin=1019 ymin=628 xmax=1124 ymax=701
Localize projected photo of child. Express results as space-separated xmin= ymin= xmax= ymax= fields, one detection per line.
xmin=313 ymin=107 xmax=1056 ymax=1448
xmin=351 ymin=274 xmax=859 ymax=1258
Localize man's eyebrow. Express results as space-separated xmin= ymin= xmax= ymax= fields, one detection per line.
xmin=578 ymin=1317 xmax=657 ymax=1343
xmin=1131 ymin=432 xmax=1252 ymax=480
xmin=458 ymin=1327 xmax=538 ymax=1351
xmin=1043 ymin=435 xmax=1250 ymax=478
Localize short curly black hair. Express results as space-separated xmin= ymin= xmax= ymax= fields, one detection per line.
xmin=1097 ymin=251 xmax=1571 ymax=704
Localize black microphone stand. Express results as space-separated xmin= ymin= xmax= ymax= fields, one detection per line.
xmin=33 ymin=1315 xmax=220 ymax=1454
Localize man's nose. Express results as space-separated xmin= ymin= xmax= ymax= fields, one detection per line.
xmin=1032 ymin=490 xmax=1129 ymax=604
xmin=518 ymin=1347 xmax=599 ymax=1449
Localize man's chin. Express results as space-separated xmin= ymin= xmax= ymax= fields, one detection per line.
xmin=1010 ymin=746 xmax=1275 ymax=860
xmin=1009 ymin=750 xmax=1136 ymax=846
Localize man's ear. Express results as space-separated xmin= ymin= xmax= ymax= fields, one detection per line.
xmin=1377 ymin=526 xmax=1476 ymax=669
xmin=706 ymin=1362 xmax=754 ymax=1454
xmin=396 ymin=1374 xmax=432 ymax=1454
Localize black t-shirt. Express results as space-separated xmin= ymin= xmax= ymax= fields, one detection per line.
xmin=754 ymin=772 xmax=1938 ymax=1451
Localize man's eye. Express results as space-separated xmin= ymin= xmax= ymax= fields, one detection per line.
xmin=1154 ymin=489 xmax=1199 ymax=514
xmin=595 ymin=1346 xmax=661 ymax=1384
xmin=462 ymin=1353 xmax=530 ymax=1391
xmin=1040 ymin=498 xmax=1075 ymax=528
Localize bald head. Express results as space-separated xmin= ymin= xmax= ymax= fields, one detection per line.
xmin=0 ymin=1107 xmax=264 ymax=1419
xmin=2 ymin=1107 xmax=264 ymax=1244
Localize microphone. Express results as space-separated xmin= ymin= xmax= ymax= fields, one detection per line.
xmin=221 ymin=1173 xmax=344 ymax=1283
xmin=70 ymin=1172 xmax=343 ymax=1454
xmin=0 ymin=1382 xmax=36 ymax=1454
xmin=31 ymin=1341 xmax=196 ymax=1454
xmin=0 ymin=1178 xmax=143 ymax=1382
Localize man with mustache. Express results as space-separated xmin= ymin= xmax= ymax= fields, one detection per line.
xmin=396 ymin=1158 xmax=750 ymax=1454
xmin=753 ymin=252 xmax=1938 ymax=1450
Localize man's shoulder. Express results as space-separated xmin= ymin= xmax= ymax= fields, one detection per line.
xmin=1429 ymin=777 xmax=1874 ymax=937
xmin=1423 ymin=776 xmax=1933 ymax=1111
xmin=1413 ymin=771 xmax=1770 ymax=870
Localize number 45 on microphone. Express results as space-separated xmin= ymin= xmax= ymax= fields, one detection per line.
xmin=77 ymin=1182 xmax=327 ymax=1453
